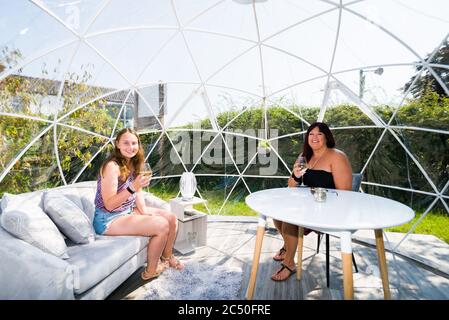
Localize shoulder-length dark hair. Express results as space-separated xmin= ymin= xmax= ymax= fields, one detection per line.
xmin=302 ymin=122 xmax=335 ymax=162
xmin=101 ymin=128 xmax=145 ymax=181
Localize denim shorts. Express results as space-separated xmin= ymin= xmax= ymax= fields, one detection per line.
xmin=93 ymin=207 xmax=132 ymax=235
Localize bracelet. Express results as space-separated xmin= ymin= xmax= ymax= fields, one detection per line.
xmin=127 ymin=185 xmax=136 ymax=194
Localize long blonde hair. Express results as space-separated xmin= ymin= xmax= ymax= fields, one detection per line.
xmin=101 ymin=128 xmax=145 ymax=181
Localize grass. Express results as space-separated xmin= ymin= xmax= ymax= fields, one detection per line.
xmin=148 ymin=187 xmax=449 ymax=244
xmin=386 ymin=212 xmax=449 ymax=244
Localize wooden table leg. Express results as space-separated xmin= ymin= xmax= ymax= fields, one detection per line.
xmin=374 ymin=229 xmax=391 ymax=300
xmin=296 ymin=227 xmax=304 ymax=280
xmin=340 ymin=232 xmax=354 ymax=300
xmin=246 ymin=217 xmax=266 ymax=300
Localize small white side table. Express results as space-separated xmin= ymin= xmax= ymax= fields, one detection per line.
xmin=169 ymin=197 xmax=208 ymax=254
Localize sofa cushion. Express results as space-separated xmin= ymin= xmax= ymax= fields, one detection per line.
xmin=0 ymin=193 xmax=69 ymax=259
xmin=66 ymin=235 xmax=148 ymax=294
xmin=43 ymin=191 xmax=95 ymax=244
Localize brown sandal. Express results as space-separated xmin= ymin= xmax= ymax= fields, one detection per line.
xmin=161 ymin=254 xmax=184 ymax=270
xmin=273 ymin=246 xmax=286 ymax=261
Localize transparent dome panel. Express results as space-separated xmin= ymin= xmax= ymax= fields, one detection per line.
xmin=183 ymin=30 xmax=256 ymax=82
xmin=362 ymin=185 xmax=435 ymax=215
xmin=255 ymin=0 xmax=335 ymax=40
xmin=185 ymin=0 xmax=258 ymax=41
xmin=384 ymin=194 xmax=443 ymax=241
xmin=59 ymin=90 xmax=132 ymax=137
xmin=56 ymin=126 xmax=109 ymax=184
xmin=164 ymin=84 xmax=213 ymax=130
xmin=220 ymin=105 xmax=262 ymax=139
xmin=35 ymin=0 xmax=111 ymax=35
xmin=265 ymin=104 xmax=308 ymax=139
xmin=322 ymin=104 xmax=377 ymax=127
xmin=0 ymin=117 xmax=50 ymax=175
xmin=221 ymin=131 xmax=259 ymax=174
xmin=135 ymin=87 xmax=164 ymax=132
xmin=349 ymin=0 xmax=449 ymax=59
xmin=75 ymin=142 xmax=113 ymax=183
xmin=390 ymin=129 xmax=448 ymax=191
xmin=0 ymin=43 xmax=79 ymax=120
xmin=215 ymin=178 xmax=251 ymax=216
xmin=0 ymin=1 xmax=77 ymax=75
xmin=137 ymin=32 xmax=202 ymax=86
xmin=331 ymin=128 xmax=383 ymax=174
xmin=244 ymin=177 xmax=287 ymax=193
xmin=261 ymin=45 xmax=325 ymax=96
xmin=195 ymin=175 xmax=249 ymax=215
xmin=145 ymin=131 xmax=186 ymax=177
xmin=364 ymin=130 xmax=435 ymax=193
xmin=87 ymin=0 xmax=177 ymax=34
xmin=87 ymin=29 xmax=178 ymax=85
xmin=265 ymin=9 xmax=340 ymax=72
xmin=191 ymin=132 xmax=239 ymax=176
xmin=331 ymin=65 xmax=418 ymax=113
xmin=0 ymin=130 xmax=62 ymax=196
xmin=269 ymin=77 xmax=328 ymax=113
xmin=332 ymin=9 xmax=417 ymax=73
xmin=206 ymin=46 xmax=263 ymax=97
xmin=391 ymin=89 xmax=449 ymax=131
xmin=206 ymin=86 xmax=262 ymax=132
xmin=145 ymin=177 xmax=180 ymax=202
xmin=244 ymin=135 xmax=291 ymax=178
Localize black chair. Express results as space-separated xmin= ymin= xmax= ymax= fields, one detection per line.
xmin=315 ymin=173 xmax=363 ymax=288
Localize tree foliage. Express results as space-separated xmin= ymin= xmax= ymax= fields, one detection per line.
xmin=404 ymin=40 xmax=449 ymax=98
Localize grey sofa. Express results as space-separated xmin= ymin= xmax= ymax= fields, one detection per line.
xmin=0 ymin=181 xmax=170 ymax=300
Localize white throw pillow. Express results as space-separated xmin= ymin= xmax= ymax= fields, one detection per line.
xmin=0 ymin=193 xmax=69 ymax=259
xmin=43 ymin=191 xmax=95 ymax=244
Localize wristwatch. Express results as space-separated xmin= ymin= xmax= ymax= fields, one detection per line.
xmin=127 ymin=184 xmax=136 ymax=194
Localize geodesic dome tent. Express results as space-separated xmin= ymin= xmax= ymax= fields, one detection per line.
xmin=1 ymin=0 xmax=448 ymax=240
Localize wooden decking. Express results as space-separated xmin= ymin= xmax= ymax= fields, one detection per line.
xmin=108 ymin=218 xmax=449 ymax=300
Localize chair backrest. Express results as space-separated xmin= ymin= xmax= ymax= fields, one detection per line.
xmin=352 ymin=173 xmax=362 ymax=192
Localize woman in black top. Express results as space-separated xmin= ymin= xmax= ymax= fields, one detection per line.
xmin=271 ymin=122 xmax=352 ymax=281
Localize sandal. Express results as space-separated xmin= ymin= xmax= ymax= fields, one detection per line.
xmin=141 ymin=261 xmax=166 ymax=281
xmin=141 ymin=268 xmax=161 ymax=281
xmin=161 ymin=254 xmax=184 ymax=270
xmin=273 ymin=246 xmax=286 ymax=261
xmin=271 ymin=263 xmax=296 ymax=282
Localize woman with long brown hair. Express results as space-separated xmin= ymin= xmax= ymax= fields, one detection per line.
xmin=93 ymin=128 xmax=183 ymax=281
xmin=271 ymin=122 xmax=352 ymax=281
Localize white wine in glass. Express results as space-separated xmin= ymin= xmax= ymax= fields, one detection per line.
xmin=297 ymin=155 xmax=307 ymax=170
xmin=142 ymin=163 xmax=153 ymax=177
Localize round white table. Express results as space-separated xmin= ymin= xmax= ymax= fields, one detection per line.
xmin=245 ymin=187 xmax=415 ymax=300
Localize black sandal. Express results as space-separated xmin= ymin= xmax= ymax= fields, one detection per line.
xmin=273 ymin=246 xmax=286 ymax=261
xmin=271 ymin=263 xmax=296 ymax=282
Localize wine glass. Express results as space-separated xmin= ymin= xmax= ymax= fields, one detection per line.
xmin=296 ymin=155 xmax=307 ymax=186
xmin=297 ymin=155 xmax=307 ymax=171
xmin=142 ymin=163 xmax=153 ymax=178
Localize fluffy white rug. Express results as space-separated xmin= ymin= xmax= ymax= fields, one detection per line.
xmin=142 ymin=261 xmax=243 ymax=300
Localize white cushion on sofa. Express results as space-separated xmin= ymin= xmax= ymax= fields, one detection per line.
xmin=0 ymin=193 xmax=69 ymax=259
xmin=43 ymin=192 xmax=95 ymax=244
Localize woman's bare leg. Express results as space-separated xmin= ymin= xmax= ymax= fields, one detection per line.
xmin=105 ymin=214 xmax=169 ymax=274
xmin=143 ymin=208 xmax=184 ymax=269
xmin=271 ymin=222 xmax=298 ymax=280
xmin=272 ymin=219 xmax=287 ymax=260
